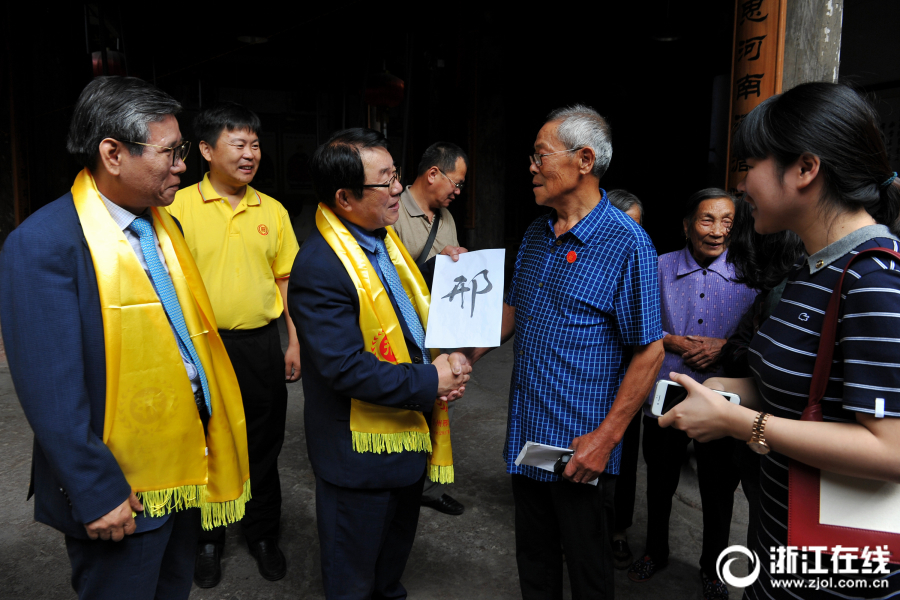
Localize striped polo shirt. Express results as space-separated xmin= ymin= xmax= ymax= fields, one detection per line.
xmin=747 ymin=224 xmax=900 ymax=599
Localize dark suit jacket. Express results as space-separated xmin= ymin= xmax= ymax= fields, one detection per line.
xmin=0 ymin=193 xmax=173 ymax=538
xmin=289 ymin=226 xmax=438 ymax=489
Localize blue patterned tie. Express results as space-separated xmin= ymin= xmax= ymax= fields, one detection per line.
xmin=374 ymin=239 xmax=430 ymax=364
xmin=129 ymin=216 xmax=212 ymax=414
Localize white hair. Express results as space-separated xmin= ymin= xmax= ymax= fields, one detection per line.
xmin=546 ymin=104 xmax=612 ymax=179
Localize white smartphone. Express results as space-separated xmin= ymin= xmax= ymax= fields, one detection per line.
xmin=651 ymin=379 xmax=741 ymax=417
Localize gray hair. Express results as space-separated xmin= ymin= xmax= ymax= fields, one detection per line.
xmin=66 ymin=76 xmax=182 ymax=169
xmin=546 ymin=104 xmax=612 ymax=179
xmin=607 ymin=189 xmax=644 ymax=222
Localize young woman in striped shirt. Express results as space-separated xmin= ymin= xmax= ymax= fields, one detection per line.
xmin=660 ymin=82 xmax=900 ymax=599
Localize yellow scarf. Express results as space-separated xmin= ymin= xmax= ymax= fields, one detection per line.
xmin=316 ymin=204 xmax=453 ymax=483
xmin=72 ymin=169 xmax=250 ymax=529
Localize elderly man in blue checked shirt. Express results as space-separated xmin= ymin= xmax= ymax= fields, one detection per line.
xmin=462 ymin=105 xmax=664 ymax=600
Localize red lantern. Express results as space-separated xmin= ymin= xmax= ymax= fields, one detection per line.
xmin=364 ymin=72 xmax=405 ymax=108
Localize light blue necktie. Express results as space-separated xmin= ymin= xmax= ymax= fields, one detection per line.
xmin=374 ymin=239 xmax=430 ymax=364
xmin=128 ymin=216 xmax=212 ymax=414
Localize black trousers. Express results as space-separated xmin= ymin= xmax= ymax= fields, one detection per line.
xmin=200 ymin=321 xmax=288 ymax=546
xmin=315 ymin=474 xmax=425 ymax=600
xmin=511 ymin=473 xmax=616 ymax=600
xmin=66 ymin=509 xmax=199 ymax=600
xmin=734 ymin=442 xmax=761 ymax=549
xmin=613 ymin=411 xmax=642 ymax=532
xmin=641 ymin=416 xmax=740 ymax=576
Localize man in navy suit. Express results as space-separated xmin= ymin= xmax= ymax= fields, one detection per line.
xmin=0 ymin=77 xmax=204 ymax=600
xmin=288 ymin=128 xmax=470 ymax=599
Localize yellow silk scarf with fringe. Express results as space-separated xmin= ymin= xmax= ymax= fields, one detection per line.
xmin=72 ymin=169 xmax=251 ymax=529
xmin=316 ymin=203 xmax=454 ymax=484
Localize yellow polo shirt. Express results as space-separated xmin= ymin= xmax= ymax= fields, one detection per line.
xmin=168 ymin=174 xmax=300 ymax=330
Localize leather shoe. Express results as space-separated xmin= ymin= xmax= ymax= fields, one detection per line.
xmin=421 ymin=493 xmax=465 ymax=516
xmin=612 ymin=538 xmax=633 ymax=570
xmin=249 ymin=539 xmax=286 ymax=581
xmin=193 ymin=543 xmax=222 ymax=589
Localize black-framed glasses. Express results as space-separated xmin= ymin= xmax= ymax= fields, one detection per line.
xmin=362 ymin=167 xmax=401 ymax=188
xmin=123 ymin=139 xmax=192 ymax=166
xmin=439 ymin=169 xmax=465 ymax=190
xmin=529 ymin=147 xmax=583 ymax=167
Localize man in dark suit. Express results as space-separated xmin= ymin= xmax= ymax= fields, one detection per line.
xmin=0 ymin=77 xmax=250 ymax=600
xmin=289 ymin=128 xmax=470 ymax=599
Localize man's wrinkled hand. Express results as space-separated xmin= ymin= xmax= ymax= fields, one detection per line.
xmin=439 ymin=245 xmax=469 ymax=262
xmin=84 ymin=492 xmax=143 ymax=541
xmin=447 ymin=351 xmax=470 ymax=375
xmin=562 ymin=430 xmax=612 ymax=484
xmin=439 ymin=385 xmax=467 ymax=403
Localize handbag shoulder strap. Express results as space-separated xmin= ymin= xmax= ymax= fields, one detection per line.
xmin=805 ymin=246 xmax=900 ymax=421
xmin=415 ymin=211 xmax=441 ymax=267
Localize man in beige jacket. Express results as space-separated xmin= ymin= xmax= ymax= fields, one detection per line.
xmin=392 ymin=141 xmax=468 ymax=515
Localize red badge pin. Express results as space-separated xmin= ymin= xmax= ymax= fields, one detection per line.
xmin=566 ymin=251 xmax=577 ymax=263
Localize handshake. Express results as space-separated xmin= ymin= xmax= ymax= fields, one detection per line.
xmin=433 ymin=351 xmax=473 ymax=402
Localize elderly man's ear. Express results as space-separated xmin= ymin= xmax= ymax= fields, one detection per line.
xmin=577 ymin=147 xmax=596 ymax=175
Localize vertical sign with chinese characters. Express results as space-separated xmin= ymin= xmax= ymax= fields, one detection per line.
xmin=726 ymin=0 xmax=787 ymax=194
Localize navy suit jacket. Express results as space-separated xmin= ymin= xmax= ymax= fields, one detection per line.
xmin=0 ymin=193 xmax=176 ymax=538
xmin=289 ymin=226 xmax=439 ymax=489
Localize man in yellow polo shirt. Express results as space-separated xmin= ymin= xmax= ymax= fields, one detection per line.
xmin=167 ymin=102 xmax=300 ymax=588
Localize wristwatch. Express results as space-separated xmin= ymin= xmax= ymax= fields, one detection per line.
xmin=747 ymin=412 xmax=771 ymax=455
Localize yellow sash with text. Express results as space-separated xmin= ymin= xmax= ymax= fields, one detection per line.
xmin=72 ymin=168 xmax=251 ymax=529
xmin=316 ymin=203 xmax=453 ymax=483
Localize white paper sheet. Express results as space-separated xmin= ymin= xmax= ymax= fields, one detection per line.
xmin=514 ymin=441 xmax=597 ymax=486
xmin=425 ymin=249 xmax=505 ymax=348
xmin=819 ymin=471 xmax=900 ymax=534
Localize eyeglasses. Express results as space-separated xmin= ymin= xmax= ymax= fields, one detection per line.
xmin=529 ymin=147 xmax=583 ymax=167
xmin=123 ymin=140 xmax=192 ymax=166
xmin=362 ymin=167 xmax=401 ymax=188
xmin=439 ymin=170 xmax=465 ymax=190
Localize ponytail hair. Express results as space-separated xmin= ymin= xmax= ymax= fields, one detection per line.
xmin=733 ymin=82 xmax=900 ymax=235
xmin=885 ymin=177 xmax=900 ymax=234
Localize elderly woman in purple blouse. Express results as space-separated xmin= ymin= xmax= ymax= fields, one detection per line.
xmin=627 ymin=188 xmax=757 ymax=600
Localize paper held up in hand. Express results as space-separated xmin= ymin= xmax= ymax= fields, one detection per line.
xmin=514 ymin=441 xmax=598 ymax=486
xmin=425 ymin=249 xmax=505 ymax=348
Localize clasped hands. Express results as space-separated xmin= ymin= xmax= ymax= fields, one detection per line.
xmin=669 ymin=335 xmax=725 ymax=371
xmin=431 ymin=245 xmax=472 ymax=402
xmin=434 ymin=352 xmax=472 ymax=402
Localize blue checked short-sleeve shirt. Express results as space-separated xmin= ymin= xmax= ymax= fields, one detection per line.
xmin=504 ymin=192 xmax=663 ymax=480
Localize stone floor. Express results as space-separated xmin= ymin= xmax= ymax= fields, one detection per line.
xmin=0 ymin=324 xmax=751 ymax=599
